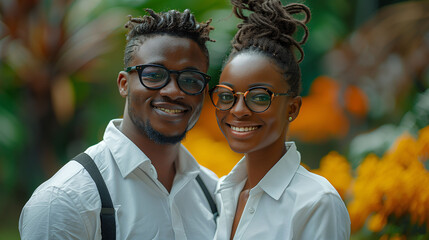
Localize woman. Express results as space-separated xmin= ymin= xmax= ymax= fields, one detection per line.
xmin=209 ymin=0 xmax=351 ymax=239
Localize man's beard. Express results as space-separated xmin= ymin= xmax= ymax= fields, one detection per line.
xmin=128 ymin=100 xmax=186 ymax=145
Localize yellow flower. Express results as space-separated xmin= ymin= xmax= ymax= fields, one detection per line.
xmin=368 ymin=212 xmax=387 ymax=232
xmin=346 ymin=129 xmax=429 ymax=233
xmin=312 ymin=151 xmax=352 ymax=199
xmin=348 ymin=200 xmax=371 ymax=233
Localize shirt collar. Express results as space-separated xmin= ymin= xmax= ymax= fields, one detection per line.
xmin=177 ymin=144 xmax=201 ymax=176
xmin=103 ymin=119 xmax=201 ymax=178
xmin=258 ymin=142 xmax=301 ymax=200
xmin=216 ymin=155 xmax=248 ymax=192
xmin=103 ymin=119 xmax=151 ymax=178
xmin=216 ymin=142 xmax=301 ymax=201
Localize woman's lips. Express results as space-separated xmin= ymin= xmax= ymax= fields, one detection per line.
xmin=230 ymin=125 xmax=259 ymax=132
xmin=227 ymin=123 xmax=261 ymax=137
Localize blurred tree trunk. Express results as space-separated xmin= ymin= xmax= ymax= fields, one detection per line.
xmin=0 ymin=0 xmax=125 ymax=189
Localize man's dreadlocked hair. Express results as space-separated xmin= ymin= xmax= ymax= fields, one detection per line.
xmin=228 ymin=0 xmax=310 ymax=96
xmin=124 ymin=9 xmax=214 ymax=68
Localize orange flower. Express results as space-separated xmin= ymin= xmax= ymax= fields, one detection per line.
xmin=289 ymin=76 xmax=349 ymax=142
xmin=344 ymin=85 xmax=369 ymax=118
xmin=289 ymin=76 xmax=369 ymax=142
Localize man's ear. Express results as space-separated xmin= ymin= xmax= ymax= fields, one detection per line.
xmin=117 ymin=71 xmax=129 ymax=98
xmin=288 ymin=96 xmax=302 ymax=122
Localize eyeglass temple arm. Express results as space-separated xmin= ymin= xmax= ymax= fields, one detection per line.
xmin=124 ymin=66 xmax=137 ymax=72
xmin=274 ymin=92 xmax=293 ymax=96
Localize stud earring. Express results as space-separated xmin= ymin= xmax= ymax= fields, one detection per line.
xmin=288 ymin=116 xmax=293 ymax=122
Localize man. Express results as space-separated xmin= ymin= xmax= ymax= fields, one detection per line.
xmin=19 ymin=9 xmax=217 ymax=239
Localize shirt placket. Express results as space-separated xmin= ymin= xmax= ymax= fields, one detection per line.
xmin=218 ymin=188 xmax=236 ymax=239
xmin=169 ymin=173 xmax=196 ymax=240
xmin=233 ymin=189 xmax=262 ymax=240
xmin=170 ymin=198 xmax=187 ymax=239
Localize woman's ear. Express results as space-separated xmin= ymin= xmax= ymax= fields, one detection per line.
xmin=288 ymin=96 xmax=302 ymax=122
xmin=117 ymin=71 xmax=129 ymax=98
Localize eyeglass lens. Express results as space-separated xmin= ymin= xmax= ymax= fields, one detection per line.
xmin=211 ymin=86 xmax=272 ymax=112
xmin=140 ymin=66 xmax=206 ymax=94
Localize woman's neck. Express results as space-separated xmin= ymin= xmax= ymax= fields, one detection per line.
xmin=244 ymin=141 xmax=287 ymax=189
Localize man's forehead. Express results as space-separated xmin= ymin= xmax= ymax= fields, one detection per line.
xmin=131 ymin=35 xmax=208 ymax=71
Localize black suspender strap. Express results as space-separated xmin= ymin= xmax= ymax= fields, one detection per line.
xmin=195 ymin=175 xmax=219 ymax=221
xmin=73 ymin=153 xmax=116 ymax=240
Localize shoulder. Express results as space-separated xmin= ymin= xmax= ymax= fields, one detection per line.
xmin=20 ymin=141 xmax=111 ymax=220
xmin=289 ymin=166 xmax=350 ymax=224
xmin=199 ymin=165 xmax=219 ymax=181
xmin=293 ymin=165 xmax=341 ymax=197
xmin=24 ymin=160 xmax=100 ymax=211
xmin=197 ymin=165 xmax=219 ymax=193
xmin=19 ymin=160 xmax=101 ymax=239
xmin=289 ymin=167 xmax=351 ymax=239
xmin=179 ymin=144 xmax=219 ymax=186
xmin=287 ymin=166 xmax=349 ymax=214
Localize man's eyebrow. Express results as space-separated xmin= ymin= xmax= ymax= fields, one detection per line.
xmin=183 ymin=67 xmax=201 ymax=71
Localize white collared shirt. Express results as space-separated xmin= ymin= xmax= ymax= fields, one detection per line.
xmin=214 ymin=142 xmax=350 ymax=240
xmin=19 ymin=119 xmax=218 ymax=240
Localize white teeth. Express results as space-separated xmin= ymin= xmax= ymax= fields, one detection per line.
xmin=156 ymin=107 xmax=184 ymax=113
xmin=231 ymin=126 xmax=258 ymax=132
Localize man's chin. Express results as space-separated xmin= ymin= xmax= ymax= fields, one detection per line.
xmin=128 ymin=105 xmax=187 ymax=144
xmin=145 ymin=124 xmax=187 ymax=145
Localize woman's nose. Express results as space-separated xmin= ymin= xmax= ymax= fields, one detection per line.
xmin=230 ymin=94 xmax=252 ymax=119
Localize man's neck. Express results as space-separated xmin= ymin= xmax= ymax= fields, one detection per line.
xmin=119 ymin=119 xmax=180 ymax=192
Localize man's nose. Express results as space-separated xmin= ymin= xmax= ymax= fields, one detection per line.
xmin=159 ymin=74 xmax=186 ymax=100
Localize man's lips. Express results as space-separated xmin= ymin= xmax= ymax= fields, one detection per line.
xmin=154 ymin=107 xmax=185 ymax=114
xmin=152 ymin=101 xmax=189 ymax=114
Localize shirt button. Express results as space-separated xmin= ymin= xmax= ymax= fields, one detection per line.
xmin=249 ymin=207 xmax=255 ymax=214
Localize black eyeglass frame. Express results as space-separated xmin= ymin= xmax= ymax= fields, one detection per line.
xmin=209 ymin=84 xmax=293 ymax=113
xmin=125 ymin=64 xmax=211 ymax=95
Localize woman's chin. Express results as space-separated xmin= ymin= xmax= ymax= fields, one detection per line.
xmin=227 ymin=141 xmax=252 ymax=154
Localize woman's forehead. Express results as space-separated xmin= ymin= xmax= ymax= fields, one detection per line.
xmin=220 ymin=53 xmax=288 ymax=89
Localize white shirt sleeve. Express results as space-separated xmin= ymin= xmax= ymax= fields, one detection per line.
xmin=293 ymin=192 xmax=351 ymax=240
xmin=19 ymin=186 xmax=96 ymax=240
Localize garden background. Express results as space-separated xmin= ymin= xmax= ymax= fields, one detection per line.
xmin=1 ymin=0 xmax=428 ymax=239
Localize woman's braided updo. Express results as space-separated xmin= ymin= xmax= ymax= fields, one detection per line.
xmin=228 ymin=0 xmax=310 ymax=96
xmin=123 ymin=9 xmax=214 ymax=68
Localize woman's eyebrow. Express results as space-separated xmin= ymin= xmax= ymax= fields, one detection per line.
xmin=219 ymin=82 xmax=234 ymax=87
xmin=248 ymin=82 xmax=274 ymax=88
